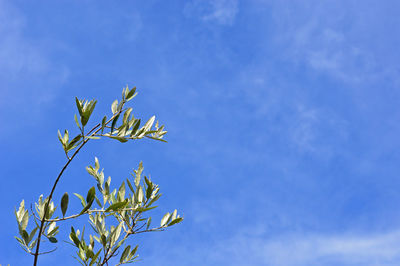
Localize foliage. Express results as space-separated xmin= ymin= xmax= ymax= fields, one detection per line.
xmin=14 ymin=86 xmax=183 ymax=265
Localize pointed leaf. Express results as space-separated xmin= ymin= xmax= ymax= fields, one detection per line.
xmin=143 ymin=116 xmax=155 ymax=132
xmin=123 ymin=108 xmax=132 ymax=124
xmin=168 ymin=217 xmax=184 ymax=226
xmin=109 ymin=136 xmax=128 ymax=143
xmin=120 ymin=245 xmax=131 ymax=263
xmin=74 ymin=114 xmax=81 ymax=129
xmin=74 ymin=193 xmax=86 ymax=207
xmin=61 ymin=192 xmax=69 ymax=217
xmin=146 ymin=217 xmax=152 ymax=230
xmin=105 ymin=200 xmax=128 ymax=212
xmin=161 ymin=212 xmax=170 ymax=226
xmin=101 ymin=116 xmax=107 ymax=134
xmin=48 ymin=236 xmax=58 ymax=243
xmin=130 ymin=119 xmax=141 ymax=136
xmin=126 ymin=87 xmax=136 ymax=100
xmin=111 ymin=100 xmax=118 ymax=114
xmin=110 ymin=114 xmax=120 ymax=133
xmin=86 ymin=187 xmax=96 ymax=204
xmin=126 ymin=178 xmax=135 ymax=194
xmin=75 ymin=97 xmax=83 ymax=116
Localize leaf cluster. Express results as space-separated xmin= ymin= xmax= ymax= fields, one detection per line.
xmin=14 ymin=85 xmax=183 ymax=265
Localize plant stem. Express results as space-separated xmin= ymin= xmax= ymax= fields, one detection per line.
xmin=33 ymin=107 xmax=124 ymax=266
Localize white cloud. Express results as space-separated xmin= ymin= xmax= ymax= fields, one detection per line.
xmin=146 ymin=223 xmax=400 ymax=266
xmin=0 ymin=0 xmax=69 ymax=116
xmin=0 ymin=0 xmax=48 ymax=79
xmin=267 ymin=1 xmax=391 ymax=85
xmin=261 ymin=230 xmax=400 ymax=266
xmin=184 ymin=0 xmax=239 ymax=25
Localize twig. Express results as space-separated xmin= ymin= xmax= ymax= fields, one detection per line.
xmin=33 ymin=105 xmax=125 ymax=266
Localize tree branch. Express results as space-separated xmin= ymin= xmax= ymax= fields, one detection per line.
xmin=33 ymin=106 xmax=125 ymax=266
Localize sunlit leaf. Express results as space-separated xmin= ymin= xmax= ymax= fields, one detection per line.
xmin=168 ymin=217 xmax=183 ymax=226
xmin=111 ymin=99 xmax=118 ymax=114
xmin=74 ymin=193 xmax=86 ymax=207
xmin=105 ymin=200 xmax=128 ymax=212
xmin=109 ymin=136 xmax=127 ymax=143
xmin=160 ymin=212 xmax=170 ymax=226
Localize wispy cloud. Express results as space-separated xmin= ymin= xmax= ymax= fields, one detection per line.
xmin=0 ymin=0 xmax=48 ymax=79
xmin=260 ymin=230 xmax=400 ymax=266
xmin=0 ymin=0 xmax=69 ymax=126
xmin=268 ymin=1 xmax=399 ymax=85
xmin=184 ymin=0 xmax=239 ymax=25
xmin=147 ymin=227 xmax=400 ymax=265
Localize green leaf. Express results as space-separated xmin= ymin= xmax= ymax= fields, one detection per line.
xmin=90 ymin=249 xmax=102 ymax=266
xmin=75 ymin=97 xmax=83 ymax=116
xmin=101 ymin=116 xmax=107 ymax=134
xmin=67 ymin=134 xmax=82 ymax=152
xmin=47 ymin=221 xmax=58 ymax=235
xmin=161 ymin=212 xmax=170 ymax=226
xmin=29 ymin=226 xmax=38 ymax=244
xmin=57 ymin=130 xmax=64 ymax=146
xmin=143 ymin=115 xmax=155 ymax=132
xmin=110 ymin=136 xmax=128 ymax=143
xmin=70 ymin=227 xmax=81 ymax=247
xmin=16 ymin=199 xmax=25 ymax=220
xmin=130 ymin=245 xmax=138 ymax=258
xmin=130 ymin=119 xmax=141 ymax=136
xmin=86 ymin=136 xmax=100 ymax=139
xmin=122 ymin=85 xmax=128 ymax=99
xmin=118 ymin=181 xmax=126 ymax=201
xmin=105 ymin=200 xmax=128 ymax=212
xmin=105 ymin=177 xmax=111 ymax=196
xmin=61 ymin=192 xmax=69 ymax=217
xmin=135 ymin=206 xmax=157 ymax=212
xmin=20 ymin=210 xmax=29 ymax=231
xmin=86 ymin=187 xmax=96 ymax=204
xmin=111 ymin=99 xmax=118 ymax=114
xmin=81 ymin=100 xmax=97 ymax=127
xmin=146 ymin=217 xmax=152 ymax=230
xmin=95 ymin=195 xmax=102 ymax=207
xmin=126 ymin=178 xmax=135 ymax=194
xmin=137 ymin=186 xmax=144 ymax=203
xmin=79 ymin=201 xmax=94 ymax=215
xmin=48 ymin=236 xmax=58 ymax=243
xmin=126 ymin=86 xmax=137 ymax=101
xmin=146 ymin=136 xmax=168 ymax=142
xmin=110 ymin=114 xmax=120 ymax=133
xmin=22 ymin=230 xmax=29 ymax=244
xmin=74 ymin=114 xmax=81 ymax=129
xmin=144 ymin=176 xmax=152 ymax=199
xmin=74 ymin=193 xmax=86 ymax=207
xmin=134 ymin=162 xmax=143 ymax=187
xmin=69 ymin=134 xmax=82 ymax=147
xmin=101 ymin=234 xmax=107 ymax=247
xmin=15 ymin=236 xmax=25 ymax=248
xmin=120 ymin=245 xmax=131 ymax=263
xmin=63 ymin=129 xmax=69 ymax=144
xmin=168 ymin=217 xmax=183 ymax=226
xmin=29 ymin=239 xmax=38 ymax=250
xmin=88 ymin=100 xmax=97 ymax=120
xmin=123 ymin=108 xmax=132 ymax=125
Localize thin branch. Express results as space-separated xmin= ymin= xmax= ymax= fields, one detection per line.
xmin=29 ymin=247 xmax=58 ymax=256
xmin=33 ymin=105 xmax=126 ymax=266
xmin=35 ymin=207 xmax=148 ymax=223
xmin=100 ymin=233 xmax=130 ymax=266
xmin=133 ymin=228 xmax=165 ymax=234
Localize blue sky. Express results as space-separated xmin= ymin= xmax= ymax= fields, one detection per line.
xmin=1 ymin=0 xmax=400 ymax=265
